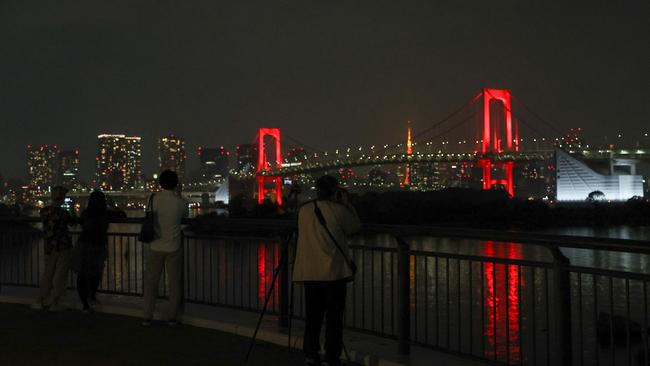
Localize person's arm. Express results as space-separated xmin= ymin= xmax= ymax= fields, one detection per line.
xmin=342 ymin=204 xmax=361 ymax=235
xmin=331 ymin=202 xmax=361 ymax=235
xmin=334 ymin=190 xmax=361 ymax=235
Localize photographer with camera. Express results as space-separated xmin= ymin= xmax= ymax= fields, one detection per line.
xmin=293 ymin=175 xmax=361 ymax=366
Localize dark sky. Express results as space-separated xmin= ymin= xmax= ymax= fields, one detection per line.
xmin=1 ymin=1 xmax=649 ymax=181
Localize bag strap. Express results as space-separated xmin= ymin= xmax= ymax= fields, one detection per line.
xmin=147 ymin=194 xmax=155 ymax=214
xmin=313 ymin=200 xmax=356 ymax=273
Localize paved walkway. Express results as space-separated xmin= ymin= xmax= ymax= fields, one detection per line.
xmin=0 ymin=302 xmax=304 ymax=366
xmin=0 ymin=286 xmax=487 ymax=366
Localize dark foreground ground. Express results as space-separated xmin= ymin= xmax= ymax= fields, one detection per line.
xmin=0 ymin=303 xmax=304 ymax=366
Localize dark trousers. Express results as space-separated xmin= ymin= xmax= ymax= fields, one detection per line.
xmin=76 ymin=274 xmax=101 ymax=309
xmin=303 ymin=280 xmax=347 ymax=364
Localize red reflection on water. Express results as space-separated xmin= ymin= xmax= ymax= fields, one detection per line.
xmin=258 ymin=243 xmax=266 ymax=300
xmin=483 ymin=241 xmax=522 ymax=364
xmin=258 ymin=242 xmax=280 ymax=304
xmin=273 ymin=243 xmax=279 ymax=304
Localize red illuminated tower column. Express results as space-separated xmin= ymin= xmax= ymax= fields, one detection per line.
xmin=479 ymin=88 xmax=518 ymax=197
xmin=256 ymin=128 xmax=283 ymax=205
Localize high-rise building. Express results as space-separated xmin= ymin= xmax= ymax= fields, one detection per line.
xmin=27 ymin=144 xmax=59 ymax=191
xmin=124 ymin=137 xmax=143 ymax=189
xmin=159 ymin=135 xmax=186 ymax=181
xmin=58 ymin=149 xmax=80 ymax=189
xmin=235 ymin=144 xmax=257 ymax=173
xmin=197 ymin=146 xmax=229 ymax=181
xmin=95 ymin=134 xmax=142 ymax=191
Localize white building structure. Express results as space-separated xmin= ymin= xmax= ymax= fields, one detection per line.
xmin=556 ymin=148 xmax=644 ymax=201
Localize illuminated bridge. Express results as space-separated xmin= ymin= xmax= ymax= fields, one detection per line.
xmin=252 ymin=88 xmax=649 ymax=202
xmin=261 ymin=151 xmax=554 ymax=176
xmin=261 ymin=148 xmax=650 ymax=177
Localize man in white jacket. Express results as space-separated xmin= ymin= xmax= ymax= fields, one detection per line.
xmin=293 ymin=175 xmax=361 ymax=366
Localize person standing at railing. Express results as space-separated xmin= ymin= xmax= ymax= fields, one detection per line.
xmin=293 ymin=175 xmax=361 ymax=366
xmin=142 ymin=170 xmax=188 ymax=326
xmin=71 ymin=190 xmax=126 ymax=312
xmin=31 ymin=186 xmax=75 ymax=311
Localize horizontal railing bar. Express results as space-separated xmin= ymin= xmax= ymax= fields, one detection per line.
xmin=365 ymin=224 xmax=650 ymax=253
xmin=4 ymin=217 xmax=648 ymax=254
xmin=567 ymin=265 xmax=650 ymax=280
xmin=348 ymin=245 xmax=398 ymax=253
xmin=70 ymin=231 xmax=138 ymax=237
xmin=183 ymin=234 xmax=283 ymax=241
xmin=408 ymin=249 xmax=553 ymax=268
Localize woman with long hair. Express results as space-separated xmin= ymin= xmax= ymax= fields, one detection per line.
xmin=73 ymin=190 xmax=111 ymax=312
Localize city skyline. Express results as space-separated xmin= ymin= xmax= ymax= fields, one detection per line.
xmin=1 ymin=2 xmax=649 ymax=181
xmin=9 ymin=126 xmax=650 ymax=187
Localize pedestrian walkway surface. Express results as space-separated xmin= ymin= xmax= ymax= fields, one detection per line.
xmin=0 ymin=302 xmax=304 ymax=366
xmin=0 ymin=286 xmax=487 ymax=366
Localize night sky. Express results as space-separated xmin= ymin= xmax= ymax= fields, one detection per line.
xmin=1 ymin=1 xmax=649 ymax=181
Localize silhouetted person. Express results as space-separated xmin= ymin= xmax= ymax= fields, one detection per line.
xmin=142 ymin=170 xmax=188 ymax=326
xmin=293 ymin=175 xmax=360 ymax=366
xmin=32 ymin=186 xmax=75 ymax=311
xmin=72 ymin=190 xmax=125 ymax=312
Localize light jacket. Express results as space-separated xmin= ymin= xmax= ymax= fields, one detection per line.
xmin=292 ymin=199 xmax=361 ymax=282
xmin=150 ymin=190 xmax=188 ymax=253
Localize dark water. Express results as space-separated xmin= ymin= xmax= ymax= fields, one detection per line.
xmin=2 ymin=225 xmax=650 ymax=365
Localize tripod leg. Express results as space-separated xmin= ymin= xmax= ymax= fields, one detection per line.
xmin=245 ymin=246 xmax=288 ymax=363
xmin=287 ymin=280 xmax=295 ymax=350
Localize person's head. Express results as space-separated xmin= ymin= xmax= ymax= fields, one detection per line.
xmin=159 ymin=170 xmax=179 ymax=191
xmin=87 ymin=190 xmax=107 ymax=215
xmin=315 ymin=175 xmax=339 ymax=200
xmin=50 ymin=186 xmax=68 ymax=206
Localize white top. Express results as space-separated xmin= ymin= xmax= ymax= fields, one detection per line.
xmin=292 ymin=200 xmax=361 ymax=282
xmin=149 ymin=190 xmax=188 ymax=253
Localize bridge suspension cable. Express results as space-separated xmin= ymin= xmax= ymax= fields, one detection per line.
xmin=419 ymin=111 xmax=479 ymax=144
xmin=510 ymin=94 xmax=565 ymax=137
xmin=368 ymin=91 xmax=483 ymax=156
xmin=284 ymin=134 xmax=325 ymax=154
xmin=411 ymin=91 xmax=483 ymax=141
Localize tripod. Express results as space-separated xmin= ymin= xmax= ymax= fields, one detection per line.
xmin=244 ymin=232 xmax=353 ymax=364
xmin=245 ymin=231 xmax=295 ymax=363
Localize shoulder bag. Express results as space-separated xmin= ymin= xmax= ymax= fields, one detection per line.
xmin=138 ymin=194 xmax=156 ymax=243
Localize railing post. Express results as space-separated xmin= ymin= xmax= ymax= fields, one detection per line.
xmin=396 ymin=235 xmax=411 ymax=355
xmin=278 ymin=233 xmax=290 ymax=328
xmin=180 ymin=231 xmax=186 ymax=312
xmin=550 ymin=245 xmax=572 ymax=366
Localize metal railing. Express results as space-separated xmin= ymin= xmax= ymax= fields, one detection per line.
xmin=1 ymin=217 xmax=650 ymax=365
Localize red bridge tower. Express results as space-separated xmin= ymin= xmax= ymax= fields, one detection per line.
xmin=256 ymin=128 xmax=283 ymax=205
xmin=478 ymin=88 xmax=519 ymax=196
